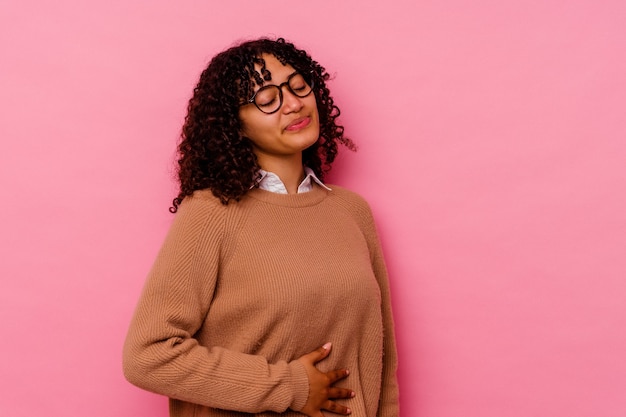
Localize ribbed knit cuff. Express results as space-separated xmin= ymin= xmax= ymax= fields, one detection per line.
xmin=287 ymin=359 xmax=309 ymax=412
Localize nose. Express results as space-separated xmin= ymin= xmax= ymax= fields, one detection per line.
xmin=281 ymin=86 xmax=304 ymax=113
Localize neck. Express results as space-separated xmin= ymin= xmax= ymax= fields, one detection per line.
xmin=257 ymin=154 xmax=305 ymax=194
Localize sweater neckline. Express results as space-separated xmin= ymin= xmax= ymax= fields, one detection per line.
xmin=246 ymin=183 xmax=330 ymax=207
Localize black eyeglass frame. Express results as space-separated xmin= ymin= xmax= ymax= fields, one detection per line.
xmin=245 ymin=72 xmax=315 ymax=115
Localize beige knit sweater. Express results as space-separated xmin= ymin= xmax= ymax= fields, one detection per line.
xmin=123 ymin=184 xmax=399 ymax=417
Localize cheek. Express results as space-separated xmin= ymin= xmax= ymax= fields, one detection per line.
xmin=239 ymin=111 xmax=262 ymax=137
xmin=311 ymin=102 xmax=321 ymax=129
xmin=310 ymin=98 xmax=320 ymax=120
xmin=239 ymin=113 xmax=277 ymax=144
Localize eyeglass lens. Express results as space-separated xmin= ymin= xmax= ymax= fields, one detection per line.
xmin=253 ymin=73 xmax=312 ymax=114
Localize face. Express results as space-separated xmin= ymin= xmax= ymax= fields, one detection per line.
xmin=238 ymin=54 xmax=320 ymax=169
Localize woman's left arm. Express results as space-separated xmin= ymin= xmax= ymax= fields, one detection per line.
xmin=361 ymin=205 xmax=400 ymax=417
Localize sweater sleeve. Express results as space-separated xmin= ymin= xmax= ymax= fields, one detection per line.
xmin=359 ymin=201 xmax=400 ymax=417
xmin=122 ymin=193 xmax=309 ymax=413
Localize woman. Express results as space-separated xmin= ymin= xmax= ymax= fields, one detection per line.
xmin=123 ymin=37 xmax=398 ymax=417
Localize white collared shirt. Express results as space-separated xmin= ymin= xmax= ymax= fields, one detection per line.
xmin=257 ymin=167 xmax=331 ymax=194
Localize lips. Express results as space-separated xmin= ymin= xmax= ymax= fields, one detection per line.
xmin=285 ymin=116 xmax=311 ymax=132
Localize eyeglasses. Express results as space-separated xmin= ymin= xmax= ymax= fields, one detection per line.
xmin=245 ymin=72 xmax=314 ymax=114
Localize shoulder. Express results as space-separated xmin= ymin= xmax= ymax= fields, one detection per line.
xmin=326 ymin=185 xmax=372 ymax=212
xmin=326 ymin=185 xmax=383 ymax=252
xmin=325 ymin=184 xmax=376 ymax=225
xmin=173 ymin=189 xmax=230 ymax=228
xmin=178 ymin=189 xmax=228 ymax=211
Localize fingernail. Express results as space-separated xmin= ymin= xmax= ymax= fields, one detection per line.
xmin=322 ymin=342 xmax=332 ymax=350
xmin=346 ymin=408 xmax=352 ymax=414
xmin=350 ymin=391 xmax=355 ymax=397
xmin=345 ymin=369 xmax=350 ymax=375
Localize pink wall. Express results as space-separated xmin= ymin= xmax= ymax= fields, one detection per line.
xmin=1 ymin=1 xmax=625 ymax=416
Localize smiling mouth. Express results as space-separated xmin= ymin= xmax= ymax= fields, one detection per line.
xmin=285 ymin=117 xmax=311 ymax=132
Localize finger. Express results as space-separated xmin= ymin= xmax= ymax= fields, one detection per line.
xmin=327 ymin=387 xmax=355 ymax=400
xmin=313 ymin=342 xmax=332 ymax=362
xmin=301 ymin=342 xmax=332 ymax=364
xmin=323 ymin=400 xmax=352 ymax=415
xmin=326 ymin=368 xmax=350 ymax=384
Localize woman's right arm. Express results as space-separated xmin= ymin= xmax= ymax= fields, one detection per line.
xmin=123 ymin=194 xmax=310 ymax=412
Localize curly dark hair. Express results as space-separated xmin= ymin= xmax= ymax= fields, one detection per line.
xmin=170 ymin=37 xmax=356 ymax=212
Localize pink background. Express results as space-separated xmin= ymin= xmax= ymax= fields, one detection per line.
xmin=1 ymin=1 xmax=625 ymax=416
